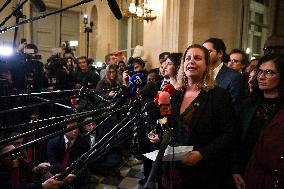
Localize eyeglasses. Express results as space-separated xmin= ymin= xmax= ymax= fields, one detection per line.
xmin=229 ymin=59 xmax=240 ymax=63
xmin=257 ymin=69 xmax=279 ymax=78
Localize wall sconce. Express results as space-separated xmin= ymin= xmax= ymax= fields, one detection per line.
xmin=123 ymin=0 xmax=157 ymax=22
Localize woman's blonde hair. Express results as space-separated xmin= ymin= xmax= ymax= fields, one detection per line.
xmin=176 ymin=44 xmax=215 ymax=91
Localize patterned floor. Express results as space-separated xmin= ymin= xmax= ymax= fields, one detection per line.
xmin=85 ymin=158 xmax=145 ymax=189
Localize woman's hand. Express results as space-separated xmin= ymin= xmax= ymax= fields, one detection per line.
xmin=232 ymin=174 xmax=245 ymax=189
xmin=108 ymin=91 xmax=117 ymax=97
xmin=122 ymin=70 xmax=129 ymax=85
xmin=181 ymin=151 xmax=203 ymax=166
xmin=148 ymin=131 xmax=160 ymax=143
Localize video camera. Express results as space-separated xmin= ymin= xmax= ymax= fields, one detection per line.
xmin=61 ymin=41 xmax=77 ymax=58
xmin=23 ymin=48 xmax=42 ymax=60
xmin=46 ymin=54 xmax=66 ymax=72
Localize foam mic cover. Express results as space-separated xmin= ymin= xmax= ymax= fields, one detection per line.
xmin=107 ymin=0 xmax=122 ymax=20
xmin=158 ymin=91 xmax=172 ymax=116
xmin=30 ymin=0 xmax=46 ymax=12
xmin=158 ymin=91 xmax=170 ymax=105
xmin=162 ymin=84 xmax=176 ymax=96
xmin=129 ymin=73 xmax=146 ymax=96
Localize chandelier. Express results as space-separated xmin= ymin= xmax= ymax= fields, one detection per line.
xmin=124 ymin=0 xmax=157 ymax=22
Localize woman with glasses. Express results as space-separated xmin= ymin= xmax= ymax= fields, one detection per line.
xmin=232 ymin=53 xmax=283 ymax=189
xmin=95 ymin=64 xmax=122 ymax=99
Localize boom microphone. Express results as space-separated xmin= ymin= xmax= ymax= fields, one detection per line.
xmin=30 ymin=0 xmax=46 ymax=12
xmin=106 ymin=0 xmax=122 ymax=20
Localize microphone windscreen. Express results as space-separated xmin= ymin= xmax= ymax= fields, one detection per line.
xmin=30 ymin=0 xmax=46 ymax=12
xmin=107 ymin=0 xmax=122 ymax=20
xmin=141 ymin=81 xmax=160 ymax=101
xmin=162 ymin=84 xmax=176 ymax=96
xmin=129 ymin=73 xmax=147 ymax=95
xmin=158 ymin=91 xmax=170 ymax=105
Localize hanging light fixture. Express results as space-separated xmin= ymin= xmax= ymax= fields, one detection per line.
xmin=126 ymin=0 xmax=157 ymax=22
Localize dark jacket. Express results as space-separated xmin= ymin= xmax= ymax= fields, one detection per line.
xmin=72 ymin=67 xmax=100 ymax=89
xmin=170 ymin=87 xmax=239 ymax=188
xmin=231 ymin=97 xmax=279 ymax=174
xmin=47 ymin=134 xmax=90 ymax=174
xmin=215 ymin=64 xmax=244 ymax=107
xmin=245 ymin=108 xmax=284 ymax=189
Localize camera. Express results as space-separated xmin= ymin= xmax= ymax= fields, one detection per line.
xmin=46 ymin=55 xmax=66 ymax=72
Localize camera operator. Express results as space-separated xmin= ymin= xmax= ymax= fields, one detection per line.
xmin=17 ymin=38 xmax=27 ymax=54
xmin=44 ymin=55 xmax=72 ymax=91
xmin=72 ymin=56 xmax=100 ymax=90
xmin=122 ymin=57 xmax=148 ymax=86
xmin=7 ymin=43 xmax=45 ymax=93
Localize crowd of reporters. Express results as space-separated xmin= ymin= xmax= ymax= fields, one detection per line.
xmin=0 ymin=34 xmax=284 ymax=189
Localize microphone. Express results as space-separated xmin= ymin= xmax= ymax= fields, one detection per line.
xmin=158 ymin=91 xmax=172 ymax=116
xmin=112 ymin=73 xmax=146 ymax=101
xmin=154 ymin=83 xmax=176 ymax=104
xmin=162 ymin=83 xmax=176 ymax=97
xmin=30 ymin=0 xmax=46 ymax=12
xmin=140 ymin=81 xmax=160 ymax=101
xmin=128 ymin=73 xmax=147 ymax=96
xmin=144 ymin=88 xmax=174 ymax=189
xmin=106 ymin=0 xmax=122 ymax=20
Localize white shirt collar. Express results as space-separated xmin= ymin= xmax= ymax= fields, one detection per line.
xmin=213 ymin=62 xmax=223 ymax=80
xmin=64 ymin=135 xmax=75 ymax=147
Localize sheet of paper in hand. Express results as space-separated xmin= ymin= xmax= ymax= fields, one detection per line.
xmin=143 ymin=145 xmax=193 ymax=161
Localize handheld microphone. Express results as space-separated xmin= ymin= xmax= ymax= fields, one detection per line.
xmin=154 ymin=83 xmax=176 ymax=104
xmin=129 ymin=73 xmax=147 ymax=96
xmin=158 ymin=91 xmax=172 ymax=116
xmin=162 ymin=83 xmax=176 ymax=97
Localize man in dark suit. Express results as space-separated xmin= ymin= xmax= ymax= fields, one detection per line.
xmin=203 ymin=38 xmax=245 ymax=107
xmin=47 ymin=121 xmax=90 ymax=187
